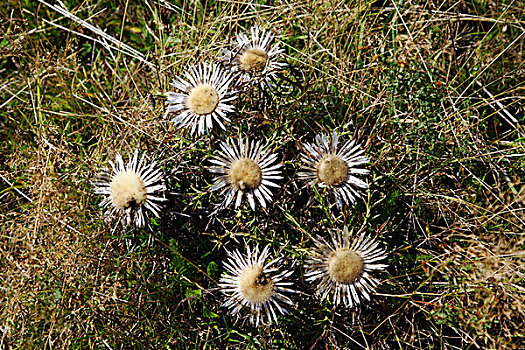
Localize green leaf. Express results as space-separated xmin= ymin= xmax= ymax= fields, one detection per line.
xmin=207 ymin=261 xmax=218 ymax=279
xmin=184 ymin=288 xmax=201 ymax=301
xmin=203 ymin=304 xmax=218 ymax=319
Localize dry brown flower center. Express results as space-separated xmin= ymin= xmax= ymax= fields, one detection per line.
xmin=239 ymin=265 xmax=275 ymax=304
xmin=228 ymin=158 xmax=262 ymax=190
xmin=187 ymin=84 xmax=219 ymax=115
xmin=239 ymin=47 xmax=268 ymax=73
xmin=111 ymin=171 xmax=147 ymax=209
xmin=327 ymin=249 xmax=364 ymax=284
xmin=317 ymin=155 xmax=348 ymax=185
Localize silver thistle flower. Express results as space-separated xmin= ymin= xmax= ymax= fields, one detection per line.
xmin=166 ymin=62 xmax=237 ymax=135
xmin=305 ymin=227 xmax=388 ymax=308
xmin=209 ymin=137 xmax=282 ymax=210
xmin=299 ymin=130 xmax=370 ymax=209
xmin=222 ymin=26 xmax=286 ymax=89
xmin=93 ymin=150 xmax=166 ymax=227
xmin=219 ymin=244 xmax=295 ymax=326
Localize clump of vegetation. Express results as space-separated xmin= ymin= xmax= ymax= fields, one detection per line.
xmin=1 ymin=0 xmax=524 ymax=349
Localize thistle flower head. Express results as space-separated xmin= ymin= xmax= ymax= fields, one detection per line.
xmin=93 ymin=150 xmax=166 ymax=228
xmin=166 ymin=62 xmax=237 ymax=135
xmin=209 ymin=137 xmax=282 ymax=210
xmin=305 ymin=227 xmax=388 ymax=308
xmin=219 ymin=244 xmax=295 ymax=326
xmin=222 ymin=26 xmax=286 ymax=89
xmin=299 ymin=130 xmax=370 ymax=209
